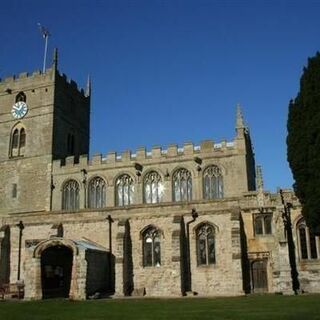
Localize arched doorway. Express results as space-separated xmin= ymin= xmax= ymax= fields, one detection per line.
xmin=41 ymin=245 xmax=73 ymax=298
xmin=251 ymin=260 xmax=268 ymax=293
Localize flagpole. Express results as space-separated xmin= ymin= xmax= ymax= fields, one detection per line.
xmin=43 ymin=33 xmax=48 ymax=73
xmin=37 ymin=23 xmax=50 ymax=73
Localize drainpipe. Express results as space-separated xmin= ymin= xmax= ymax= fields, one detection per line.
xmin=106 ymin=215 xmax=114 ymax=254
xmin=49 ymin=174 xmax=55 ymax=211
xmin=186 ymin=208 xmax=198 ymax=293
xmin=81 ymin=169 xmax=87 ymax=208
xmin=106 ymin=215 xmax=114 ymax=291
xmin=16 ymin=221 xmax=24 ymax=281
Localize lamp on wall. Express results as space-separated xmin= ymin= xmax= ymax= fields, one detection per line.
xmin=194 ymin=157 xmax=202 ymax=172
xmin=134 ymin=163 xmax=143 ymax=176
xmin=81 ymin=169 xmax=87 ymax=184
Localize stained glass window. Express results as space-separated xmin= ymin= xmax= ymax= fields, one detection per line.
xmin=196 ymin=224 xmax=215 ymax=265
xmin=143 ymin=227 xmax=161 ymax=267
xmin=298 ymin=220 xmax=318 ymax=260
xmin=144 ymin=171 xmax=164 ymax=204
xmin=203 ymin=166 xmax=223 ymax=199
xmin=173 ymin=168 xmax=192 ymax=202
xmin=62 ymin=180 xmax=80 ymax=210
xmin=116 ymin=174 xmax=134 ymax=206
xmin=88 ymin=177 xmax=106 ymax=208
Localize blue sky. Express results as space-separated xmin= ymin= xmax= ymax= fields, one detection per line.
xmin=1 ymin=0 xmax=320 ymax=191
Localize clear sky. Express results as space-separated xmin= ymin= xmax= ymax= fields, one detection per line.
xmin=1 ymin=0 xmax=319 ymax=192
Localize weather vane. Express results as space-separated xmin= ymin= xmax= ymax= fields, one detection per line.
xmin=37 ymin=23 xmax=51 ymax=73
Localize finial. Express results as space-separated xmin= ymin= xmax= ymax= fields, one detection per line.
xmin=53 ymin=48 xmax=58 ymax=69
xmin=256 ymin=165 xmax=264 ymax=192
xmin=85 ymin=74 xmax=91 ymax=97
xmin=236 ymin=103 xmax=245 ymax=129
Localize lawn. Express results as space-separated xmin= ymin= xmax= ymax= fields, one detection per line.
xmin=0 ymin=294 xmax=320 ymax=320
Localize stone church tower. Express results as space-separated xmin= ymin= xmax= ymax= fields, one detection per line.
xmin=0 ymin=50 xmax=90 ymax=215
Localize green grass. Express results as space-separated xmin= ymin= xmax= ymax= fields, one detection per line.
xmin=1 ymin=295 xmax=320 ymax=320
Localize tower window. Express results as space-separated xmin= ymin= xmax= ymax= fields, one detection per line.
xmin=15 ymin=91 xmax=26 ymax=103
xmin=67 ymin=133 xmax=75 ymax=155
xmin=12 ymin=184 xmax=17 ymax=198
xmin=10 ymin=124 xmax=27 ymax=157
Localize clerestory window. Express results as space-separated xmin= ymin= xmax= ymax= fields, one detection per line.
xmin=116 ymin=174 xmax=134 ymax=206
xmin=88 ymin=177 xmax=106 ymax=208
xmin=173 ymin=168 xmax=192 ymax=202
xmin=203 ymin=165 xmax=223 ymax=199
xmin=144 ymin=171 xmax=164 ymax=204
xmin=62 ymin=179 xmax=80 ymax=210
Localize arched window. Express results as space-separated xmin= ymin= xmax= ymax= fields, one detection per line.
xmin=15 ymin=91 xmax=26 ymax=103
xmin=62 ymin=180 xmax=80 ymax=210
xmin=116 ymin=174 xmax=134 ymax=206
xmin=67 ymin=133 xmax=75 ymax=155
xmin=144 ymin=171 xmax=164 ymax=204
xmin=19 ymin=128 xmax=26 ymax=147
xmin=196 ymin=224 xmax=216 ymax=265
xmin=297 ymin=219 xmax=319 ymax=260
xmin=142 ymin=227 xmax=161 ymax=267
xmin=173 ymin=168 xmax=192 ymax=202
xmin=10 ymin=124 xmax=26 ymax=157
xmin=88 ymin=177 xmax=106 ymax=208
xmin=254 ymin=214 xmax=272 ymax=235
xmin=203 ymin=165 xmax=223 ymax=199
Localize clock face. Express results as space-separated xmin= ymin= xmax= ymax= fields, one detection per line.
xmin=11 ymin=101 xmax=28 ymax=119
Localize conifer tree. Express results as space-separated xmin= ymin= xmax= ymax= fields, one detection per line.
xmin=287 ymin=52 xmax=320 ymax=234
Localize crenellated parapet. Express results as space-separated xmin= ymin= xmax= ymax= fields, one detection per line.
xmin=55 ymin=71 xmax=89 ymax=98
xmin=52 ymin=139 xmax=237 ymax=171
xmin=0 ymin=53 xmax=88 ymax=99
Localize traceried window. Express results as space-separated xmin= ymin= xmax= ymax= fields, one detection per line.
xmin=142 ymin=227 xmax=161 ymax=267
xmin=88 ymin=177 xmax=106 ymax=208
xmin=62 ymin=179 xmax=80 ymax=210
xmin=173 ymin=168 xmax=192 ymax=202
xmin=203 ymin=165 xmax=223 ymax=199
xmin=254 ymin=214 xmax=272 ymax=235
xmin=196 ymin=224 xmax=216 ymax=266
xmin=116 ymin=174 xmax=134 ymax=206
xmin=10 ymin=124 xmax=26 ymax=157
xmin=144 ymin=171 xmax=164 ymax=204
xmin=297 ymin=219 xmax=319 ymax=260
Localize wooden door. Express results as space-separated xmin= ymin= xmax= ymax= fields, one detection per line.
xmin=251 ymin=260 xmax=268 ymax=293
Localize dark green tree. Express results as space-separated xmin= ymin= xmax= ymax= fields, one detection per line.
xmin=287 ymin=52 xmax=320 ymax=235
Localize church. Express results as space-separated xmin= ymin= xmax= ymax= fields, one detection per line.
xmin=0 ymin=50 xmax=320 ymax=299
